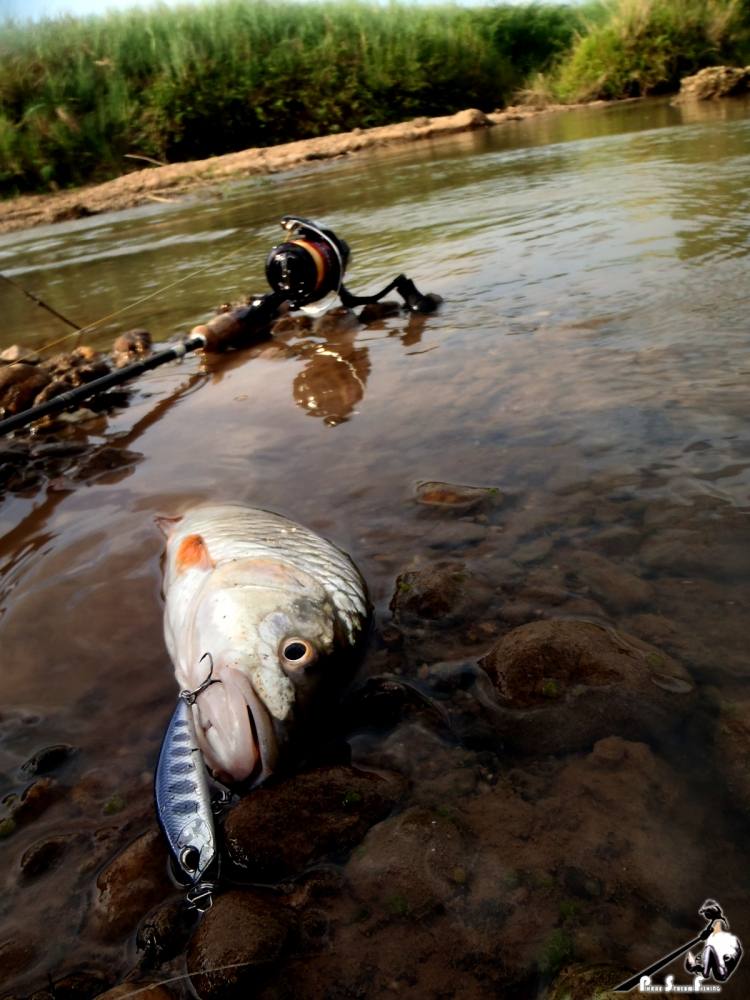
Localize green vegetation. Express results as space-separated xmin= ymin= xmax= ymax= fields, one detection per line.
xmin=0 ymin=1 xmax=588 ymax=196
xmin=546 ymin=0 xmax=750 ymax=102
xmin=1 ymin=0 xmax=750 ymax=198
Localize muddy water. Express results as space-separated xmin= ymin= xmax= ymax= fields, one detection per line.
xmin=1 ymin=96 xmax=750 ymax=998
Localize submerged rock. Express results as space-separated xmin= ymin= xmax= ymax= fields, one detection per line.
xmin=544 ymin=963 xmax=631 ymax=999
xmin=90 ymin=827 xmax=172 ymax=941
xmin=224 ymin=765 xmax=405 ymax=881
xmin=345 ymin=806 xmax=470 ymax=920
xmin=390 ymin=562 xmax=492 ymax=625
xmin=415 ymin=480 xmax=502 ymax=513
xmin=676 ymin=65 xmax=750 ymax=101
xmin=21 ymin=743 xmax=77 ymax=776
xmin=187 ymin=890 xmax=293 ymax=999
xmin=478 ymin=619 xmax=695 ymax=754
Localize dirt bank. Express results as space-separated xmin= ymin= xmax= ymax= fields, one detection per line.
xmin=0 ymin=104 xmax=606 ymax=236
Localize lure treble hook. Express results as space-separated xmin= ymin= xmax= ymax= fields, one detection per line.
xmin=180 ymin=652 xmax=220 ymax=706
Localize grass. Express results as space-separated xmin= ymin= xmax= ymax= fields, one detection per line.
xmin=543 ymin=0 xmax=750 ymax=102
xmin=2 ymin=0 xmax=749 ymax=198
xmin=0 ymin=1 xmax=587 ymax=196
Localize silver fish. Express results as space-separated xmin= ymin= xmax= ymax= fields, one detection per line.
xmin=154 ymin=694 xmax=217 ymax=894
xmin=158 ymin=502 xmax=370 ymax=784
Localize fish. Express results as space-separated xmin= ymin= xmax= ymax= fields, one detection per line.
xmin=154 ymin=694 xmax=217 ymax=898
xmin=158 ymin=502 xmax=370 ymax=784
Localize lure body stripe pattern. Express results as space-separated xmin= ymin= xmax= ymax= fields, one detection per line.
xmin=155 ymin=696 xmax=217 ymax=884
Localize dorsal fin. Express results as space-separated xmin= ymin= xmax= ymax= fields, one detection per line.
xmin=176 ymin=533 xmax=215 ymax=573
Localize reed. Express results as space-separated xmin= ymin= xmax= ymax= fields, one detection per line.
xmin=547 ymin=0 xmax=750 ymax=102
xmin=0 ymin=1 xmax=585 ymax=196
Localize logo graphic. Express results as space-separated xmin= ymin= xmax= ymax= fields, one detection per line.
xmin=613 ymin=900 xmax=743 ymax=994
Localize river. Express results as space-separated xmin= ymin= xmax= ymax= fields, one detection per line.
xmin=1 ymin=96 xmax=749 ymax=998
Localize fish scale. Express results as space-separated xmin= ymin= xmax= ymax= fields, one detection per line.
xmin=171 ymin=504 xmax=368 ymax=642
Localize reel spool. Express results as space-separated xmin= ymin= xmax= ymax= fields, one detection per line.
xmin=265 ymin=216 xmax=350 ymax=316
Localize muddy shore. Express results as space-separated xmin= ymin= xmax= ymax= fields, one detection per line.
xmin=0 ymin=103 xmax=608 ymax=236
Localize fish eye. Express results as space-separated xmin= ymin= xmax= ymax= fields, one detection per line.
xmin=280 ymin=637 xmax=317 ymax=670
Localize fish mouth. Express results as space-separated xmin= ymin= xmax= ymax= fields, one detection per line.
xmin=192 ymin=667 xmax=278 ymax=785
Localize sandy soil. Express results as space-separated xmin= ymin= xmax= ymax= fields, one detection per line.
xmin=0 ymin=104 xmax=606 ymax=236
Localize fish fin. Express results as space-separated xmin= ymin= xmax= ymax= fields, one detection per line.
xmin=176 ymin=533 xmax=215 ymax=573
xmin=155 ymin=514 xmax=183 ymax=537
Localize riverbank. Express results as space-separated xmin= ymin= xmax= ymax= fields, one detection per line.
xmin=0 ymin=103 xmax=607 ymax=235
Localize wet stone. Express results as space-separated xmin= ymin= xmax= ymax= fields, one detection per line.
xmin=137 ymin=896 xmax=197 ymax=966
xmin=1 ymin=344 xmax=40 ymax=364
xmin=42 ymin=968 xmax=113 ymax=1000
xmin=415 ymin=480 xmax=501 ymax=513
xmin=95 ymin=986 xmax=174 ymax=1000
xmin=564 ymin=550 xmax=654 ymax=612
xmin=90 ymin=827 xmax=172 ymax=941
xmin=112 ymin=328 xmax=152 ymax=367
xmin=346 ymin=806 xmax=470 ymax=920
xmin=0 ymin=930 xmax=38 ymax=979
xmin=224 ymin=765 xmax=405 ymax=880
xmin=12 ymin=777 xmax=60 ymax=823
xmin=715 ymin=694 xmax=750 ymax=816
xmin=478 ymin=619 xmax=696 ymax=755
xmin=21 ymin=743 xmax=76 ymax=776
xmin=389 ymin=562 xmax=492 ymax=626
xmin=20 ymin=834 xmax=71 ymax=878
xmin=187 ymin=890 xmax=293 ymax=999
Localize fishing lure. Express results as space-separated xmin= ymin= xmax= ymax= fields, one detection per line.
xmin=155 ymin=666 xmax=220 ymax=911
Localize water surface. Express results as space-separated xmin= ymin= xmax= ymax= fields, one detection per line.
xmin=1 ymin=96 xmax=749 ymax=997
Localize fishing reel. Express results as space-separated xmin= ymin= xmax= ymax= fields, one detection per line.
xmin=265 ymin=215 xmax=441 ymax=316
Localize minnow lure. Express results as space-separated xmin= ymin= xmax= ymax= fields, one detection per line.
xmin=155 ymin=683 xmax=218 ymax=911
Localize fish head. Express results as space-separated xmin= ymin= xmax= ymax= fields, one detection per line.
xmin=177 ymin=557 xmax=355 ymax=785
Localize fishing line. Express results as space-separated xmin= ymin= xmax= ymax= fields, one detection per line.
xmin=103 ymin=960 xmax=282 ymax=999
xmin=4 ymin=243 xmax=252 ymax=366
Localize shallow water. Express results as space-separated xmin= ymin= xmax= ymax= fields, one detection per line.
xmin=1 ymin=96 xmax=750 ymax=997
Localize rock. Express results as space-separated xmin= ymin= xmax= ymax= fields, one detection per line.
xmin=12 ymin=777 xmax=61 ymax=823
xmin=1 ymin=344 xmax=39 ymax=364
xmin=676 ymin=65 xmax=750 ymax=101
xmin=0 ymin=370 xmax=50 ymax=414
xmin=72 ymin=447 xmax=140 ymax=482
xmin=563 ymin=550 xmax=653 ymax=612
xmin=112 ymin=329 xmax=152 ymax=367
xmin=20 ymin=834 xmax=71 ymax=878
xmin=21 ymin=743 xmax=76 ymax=776
xmin=545 ymin=963 xmax=632 ymax=999
xmin=95 ymin=986 xmax=174 ymax=1000
xmin=0 ymin=361 xmax=40 ymax=391
xmin=462 ymin=738 xmax=708 ymax=980
xmin=478 ymin=619 xmax=695 ymax=754
xmin=415 ymin=480 xmax=502 ymax=513
xmin=49 ymin=968 xmax=113 ymax=1000
xmin=137 ymin=896 xmax=196 ymax=965
xmin=90 ymin=827 xmax=172 ymax=941
xmin=389 ymin=562 xmax=492 ymax=625
xmin=224 ymin=765 xmax=405 ymax=880
xmin=187 ymin=890 xmax=293 ymax=998
xmin=0 ymin=930 xmax=38 ymax=979
xmin=451 ymin=108 xmax=491 ymax=129
xmin=345 ymin=806 xmax=470 ymax=919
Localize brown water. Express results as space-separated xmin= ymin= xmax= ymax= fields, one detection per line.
xmin=1 ymin=97 xmax=750 ymax=998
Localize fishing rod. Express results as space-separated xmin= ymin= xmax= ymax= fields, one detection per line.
xmin=0 ymin=271 xmax=83 ymax=333
xmin=0 ymin=215 xmax=440 ymax=438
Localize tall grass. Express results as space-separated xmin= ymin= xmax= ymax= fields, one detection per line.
xmin=548 ymin=0 xmax=750 ymax=102
xmin=0 ymin=1 xmax=586 ymax=196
